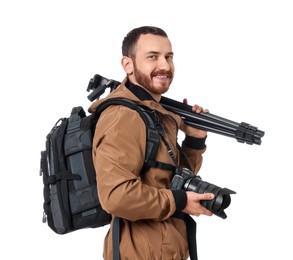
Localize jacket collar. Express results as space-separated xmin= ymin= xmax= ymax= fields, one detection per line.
xmin=125 ymin=80 xmax=155 ymax=102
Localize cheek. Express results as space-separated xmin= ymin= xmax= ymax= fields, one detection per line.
xmin=136 ymin=60 xmax=154 ymax=73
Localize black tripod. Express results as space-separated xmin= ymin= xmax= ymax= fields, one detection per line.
xmin=87 ymin=74 xmax=265 ymax=145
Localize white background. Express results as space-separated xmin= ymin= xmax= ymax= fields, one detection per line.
xmin=1 ymin=0 xmax=292 ymax=259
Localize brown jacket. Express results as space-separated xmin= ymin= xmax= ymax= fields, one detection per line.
xmin=89 ymin=78 xmax=206 ymax=260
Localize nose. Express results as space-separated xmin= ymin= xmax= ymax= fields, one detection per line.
xmin=158 ymin=57 xmax=172 ymax=71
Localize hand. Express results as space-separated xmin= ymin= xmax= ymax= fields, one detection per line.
xmin=180 ymin=98 xmax=209 ymax=138
xmin=182 ymin=191 xmax=214 ymax=217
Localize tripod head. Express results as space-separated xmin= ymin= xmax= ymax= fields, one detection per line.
xmin=87 ymin=74 xmax=120 ymax=101
xmin=87 ymin=74 xmax=265 ymax=145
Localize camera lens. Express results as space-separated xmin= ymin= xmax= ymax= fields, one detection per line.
xmin=184 ymin=177 xmax=235 ymax=219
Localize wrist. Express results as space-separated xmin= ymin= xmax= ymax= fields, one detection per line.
xmin=183 ymin=135 xmax=207 ymax=150
xmin=171 ymin=190 xmax=187 ymax=211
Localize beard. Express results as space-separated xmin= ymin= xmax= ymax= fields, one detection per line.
xmin=132 ymin=63 xmax=173 ymax=95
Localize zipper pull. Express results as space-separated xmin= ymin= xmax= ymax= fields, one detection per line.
xmin=42 ymin=212 xmax=47 ymax=223
xmin=40 ymin=151 xmax=45 ymax=176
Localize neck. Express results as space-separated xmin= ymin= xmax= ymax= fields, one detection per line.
xmin=150 ymin=92 xmax=161 ymax=102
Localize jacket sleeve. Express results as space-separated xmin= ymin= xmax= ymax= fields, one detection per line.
xmin=92 ymin=105 xmax=176 ymax=222
xmin=181 ymin=135 xmax=207 ymax=174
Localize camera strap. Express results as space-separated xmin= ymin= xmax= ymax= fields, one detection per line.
xmin=154 ymin=114 xmax=198 ymax=260
xmin=155 ymin=117 xmax=191 ymax=172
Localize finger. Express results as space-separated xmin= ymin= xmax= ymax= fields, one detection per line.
xmin=195 ymin=106 xmax=203 ymax=113
xmin=191 ymin=104 xmax=202 ymax=114
xmin=204 ymin=209 xmax=213 ymax=216
xmin=198 ymin=193 xmax=215 ymax=201
xmin=197 ymin=205 xmax=213 ymax=216
xmin=184 ymin=100 xmax=208 ymax=114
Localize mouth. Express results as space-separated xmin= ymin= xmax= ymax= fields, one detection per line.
xmin=152 ymin=72 xmax=172 ymax=81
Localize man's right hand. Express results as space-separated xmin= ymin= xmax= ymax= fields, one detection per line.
xmin=182 ymin=191 xmax=215 ymax=217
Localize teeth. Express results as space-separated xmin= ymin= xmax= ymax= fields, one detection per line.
xmin=156 ymin=75 xmax=168 ymax=78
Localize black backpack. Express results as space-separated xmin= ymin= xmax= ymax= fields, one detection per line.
xmin=40 ymin=98 xmax=162 ymax=235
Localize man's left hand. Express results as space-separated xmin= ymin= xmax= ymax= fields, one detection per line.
xmin=180 ymin=98 xmax=208 ymax=138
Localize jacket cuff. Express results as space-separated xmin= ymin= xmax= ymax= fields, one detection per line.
xmin=171 ymin=190 xmax=187 ymax=211
xmin=183 ymin=135 xmax=207 ymax=150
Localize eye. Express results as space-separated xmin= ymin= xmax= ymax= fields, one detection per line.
xmin=147 ymin=55 xmax=157 ymax=59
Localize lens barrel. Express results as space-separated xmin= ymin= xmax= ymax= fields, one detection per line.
xmin=184 ymin=176 xmax=236 ymax=219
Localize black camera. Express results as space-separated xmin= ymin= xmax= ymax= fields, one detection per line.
xmin=170 ymin=168 xmax=236 ymax=219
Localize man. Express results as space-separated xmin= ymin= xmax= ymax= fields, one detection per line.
xmin=89 ymin=26 xmax=214 ymax=260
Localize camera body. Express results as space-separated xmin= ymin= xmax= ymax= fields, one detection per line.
xmin=170 ymin=168 xmax=236 ymax=219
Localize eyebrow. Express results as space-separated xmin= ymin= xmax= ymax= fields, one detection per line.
xmin=146 ymin=51 xmax=174 ymax=56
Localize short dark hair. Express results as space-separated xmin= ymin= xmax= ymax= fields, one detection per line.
xmin=122 ymin=26 xmax=168 ymax=58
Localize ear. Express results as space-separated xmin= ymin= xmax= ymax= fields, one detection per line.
xmin=121 ymin=56 xmax=134 ymax=75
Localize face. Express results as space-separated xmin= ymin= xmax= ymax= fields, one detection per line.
xmin=122 ymin=34 xmax=174 ymax=97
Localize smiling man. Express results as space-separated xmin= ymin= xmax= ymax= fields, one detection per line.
xmin=122 ymin=32 xmax=174 ymax=101
xmin=89 ymin=26 xmax=214 ymax=260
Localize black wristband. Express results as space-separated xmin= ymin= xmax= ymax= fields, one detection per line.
xmin=183 ymin=135 xmax=207 ymax=150
xmin=171 ymin=189 xmax=187 ymax=211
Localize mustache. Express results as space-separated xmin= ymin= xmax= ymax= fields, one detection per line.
xmin=151 ymin=70 xmax=173 ymax=78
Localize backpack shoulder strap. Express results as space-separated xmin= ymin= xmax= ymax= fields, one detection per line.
xmin=94 ymin=97 xmax=165 ymax=174
xmin=94 ymin=98 xmax=174 ymax=174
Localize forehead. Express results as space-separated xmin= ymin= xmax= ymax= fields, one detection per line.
xmin=135 ymin=34 xmax=173 ymax=54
